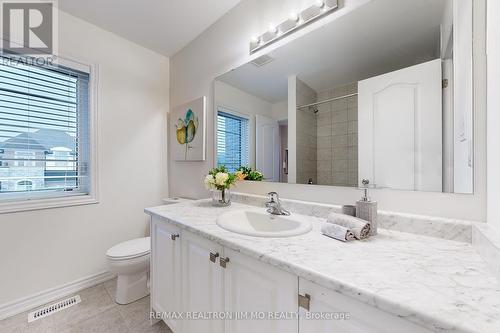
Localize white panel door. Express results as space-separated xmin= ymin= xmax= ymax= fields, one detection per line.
xmin=151 ymin=217 xmax=181 ymax=332
xmin=358 ymin=59 xmax=442 ymax=191
xmin=223 ymin=247 xmax=298 ymax=333
xmin=256 ymin=114 xmax=280 ymax=182
xmin=298 ymin=278 xmax=432 ymax=333
xmin=181 ymin=231 xmax=224 ymax=333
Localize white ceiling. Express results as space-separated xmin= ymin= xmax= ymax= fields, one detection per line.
xmin=58 ymin=0 xmax=241 ymax=56
xmin=218 ymin=0 xmax=448 ymax=103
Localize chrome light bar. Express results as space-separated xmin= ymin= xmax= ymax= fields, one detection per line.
xmin=249 ymin=0 xmax=339 ymax=54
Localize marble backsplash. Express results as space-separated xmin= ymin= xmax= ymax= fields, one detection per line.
xmin=230 ymin=192 xmax=474 ymax=243
xmin=473 ymin=224 xmax=500 ymax=281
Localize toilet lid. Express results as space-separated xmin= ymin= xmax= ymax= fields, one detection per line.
xmin=107 ymin=237 xmax=150 ymax=260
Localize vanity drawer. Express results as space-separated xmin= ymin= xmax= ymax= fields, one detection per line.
xmin=298 ymin=278 xmax=433 ymax=333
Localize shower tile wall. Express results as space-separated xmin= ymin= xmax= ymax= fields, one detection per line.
xmin=316 ymin=83 xmax=358 ymax=187
xmin=296 ymin=78 xmax=317 ymax=184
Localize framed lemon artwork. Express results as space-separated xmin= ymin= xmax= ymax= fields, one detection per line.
xmin=171 ymin=96 xmax=206 ymax=161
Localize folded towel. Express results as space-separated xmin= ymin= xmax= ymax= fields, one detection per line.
xmin=321 ymin=223 xmax=355 ymax=242
xmin=342 ymin=205 xmax=356 ymax=217
xmin=327 ymin=212 xmax=371 ymax=240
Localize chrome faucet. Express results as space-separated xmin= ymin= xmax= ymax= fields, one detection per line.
xmin=265 ymin=192 xmax=290 ymax=216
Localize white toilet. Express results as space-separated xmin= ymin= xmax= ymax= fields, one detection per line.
xmin=106 ymin=237 xmax=151 ymax=304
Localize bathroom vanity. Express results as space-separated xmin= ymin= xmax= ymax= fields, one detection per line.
xmin=146 ymin=199 xmax=500 ymax=333
xmin=152 ymin=1 xmax=500 ymax=332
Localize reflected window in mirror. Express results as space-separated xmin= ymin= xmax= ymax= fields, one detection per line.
xmin=217 ymin=109 xmax=249 ymax=172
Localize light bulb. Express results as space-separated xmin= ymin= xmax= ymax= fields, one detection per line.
xmin=251 ymin=36 xmax=259 ymax=43
xmin=268 ymin=23 xmax=278 ymax=34
xmin=315 ymin=0 xmax=325 ymax=8
xmin=289 ymin=12 xmax=299 ymax=22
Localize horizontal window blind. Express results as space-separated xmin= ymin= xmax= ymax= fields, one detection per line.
xmin=0 ymin=57 xmax=90 ymax=199
xmin=217 ymin=110 xmax=249 ymax=172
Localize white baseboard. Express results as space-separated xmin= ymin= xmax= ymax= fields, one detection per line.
xmin=0 ymin=271 xmax=115 ymax=321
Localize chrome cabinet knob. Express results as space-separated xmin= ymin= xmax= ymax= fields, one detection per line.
xmin=220 ymin=257 xmax=230 ymax=268
xmin=209 ymin=252 xmax=219 ymax=263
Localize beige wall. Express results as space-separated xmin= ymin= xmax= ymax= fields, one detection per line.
xmin=0 ymin=11 xmax=169 ymax=306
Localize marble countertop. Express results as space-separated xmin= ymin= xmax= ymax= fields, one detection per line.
xmin=145 ymin=200 xmax=500 ymax=333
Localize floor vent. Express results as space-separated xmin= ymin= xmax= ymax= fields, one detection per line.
xmin=27 ymin=295 xmax=81 ymax=323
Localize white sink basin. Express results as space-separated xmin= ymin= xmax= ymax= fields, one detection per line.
xmin=216 ymin=209 xmax=312 ymax=238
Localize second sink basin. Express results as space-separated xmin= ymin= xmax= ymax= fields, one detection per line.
xmin=216 ymin=209 xmax=312 ymax=238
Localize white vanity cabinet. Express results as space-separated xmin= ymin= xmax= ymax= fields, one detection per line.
xmin=150 ymin=218 xmax=298 ymax=333
xmin=181 ymin=231 xmax=224 ymax=333
xmin=150 ymin=218 xmax=433 ymax=333
xmin=298 ymin=278 xmax=433 ymax=333
xmin=223 ymin=247 xmax=298 ymax=333
xmin=179 ymin=231 xmax=298 ymax=333
xmin=150 ymin=216 xmax=182 ymax=332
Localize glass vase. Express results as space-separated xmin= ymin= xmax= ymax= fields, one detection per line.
xmin=211 ymin=188 xmax=231 ymax=207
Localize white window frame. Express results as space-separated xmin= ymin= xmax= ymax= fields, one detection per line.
xmin=16 ymin=180 xmax=33 ymax=191
xmin=0 ymin=55 xmax=99 ymax=214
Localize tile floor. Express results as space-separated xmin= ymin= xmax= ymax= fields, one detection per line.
xmin=0 ymin=279 xmax=172 ymax=333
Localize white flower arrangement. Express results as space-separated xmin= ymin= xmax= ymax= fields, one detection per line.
xmin=204 ymin=166 xmax=236 ymax=191
xmin=204 ymin=175 xmax=216 ymax=190
xmin=215 ymin=172 xmax=229 ymax=186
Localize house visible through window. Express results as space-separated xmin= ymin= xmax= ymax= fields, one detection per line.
xmin=0 ymin=56 xmax=91 ymax=200
xmin=16 ymin=180 xmax=32 ymax=191
xmin=14 ymin=151 xmax=35 ymax=167
xmin=217 ymin=109 xmax=249 ymax=172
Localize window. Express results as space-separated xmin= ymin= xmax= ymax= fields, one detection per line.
xmin=16 ymin=180 xmax=32 ymax=191
xmin=217 ymin=109 xmax=249 ymax=172
xmin=0 ymin=56 xmax=94 ymax=208
xmin=14 ymin=151 xmax=35 ymax=167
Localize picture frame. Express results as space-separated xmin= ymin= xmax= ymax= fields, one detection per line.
xmin=171 ymin=96 xmax=206 ymax=161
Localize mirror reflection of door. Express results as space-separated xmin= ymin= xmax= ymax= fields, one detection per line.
xmin=358 ymin=59 xmax=443 ymax=192
xmin=256 ymin=115 xmax=280 ymax=182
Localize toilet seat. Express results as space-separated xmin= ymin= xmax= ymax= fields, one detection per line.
xmin=106 ymin=237 xmax=150 ymax=261
xmin=106 ymin=237 xmax=151 ymax=304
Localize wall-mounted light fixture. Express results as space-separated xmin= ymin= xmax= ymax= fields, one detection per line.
xmin=249 ymin=0 xmax=339 ymax=54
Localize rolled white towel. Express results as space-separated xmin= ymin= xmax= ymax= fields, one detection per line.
xmin=321 ymin=223 xmax=355 ymax=242
xmin=327 ymin=212 xmax=371 ymax=240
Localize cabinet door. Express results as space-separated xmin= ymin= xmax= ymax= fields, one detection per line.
xmin=181 ymin=231 xmax=224 ymax=333
xmin=298 ymin=278 xmax=432 ymax=333
xmin=223 ymin=248 xmax=298 ymax=333
xmin=151 ymin=217 xmax=181 ymax=332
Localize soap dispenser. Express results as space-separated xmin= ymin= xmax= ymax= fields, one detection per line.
xmin=356 ymin=179 xmax=378 ymax=236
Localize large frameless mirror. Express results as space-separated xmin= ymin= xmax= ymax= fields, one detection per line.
xmin=214 ymin=0 xmax=474 ymax=194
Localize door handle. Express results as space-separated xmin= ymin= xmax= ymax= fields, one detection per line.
xmin=170 ymin=234 xmax=179 ymax=241
xmin=220 ymin=257 xmax=230 ymax=268
xmin=209 ymin=252 xmax=219 ymax=263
